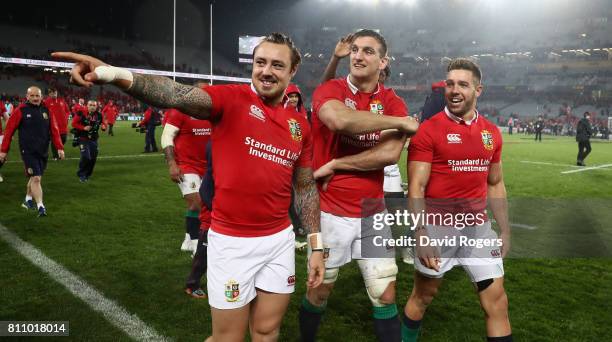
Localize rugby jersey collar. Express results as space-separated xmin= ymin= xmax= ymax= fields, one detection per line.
xmin=444 ymin=107 xmax=479 ymax=126
xmin=346 ymin=75 xmax=380 ymax=95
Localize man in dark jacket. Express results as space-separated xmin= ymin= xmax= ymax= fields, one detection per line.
xmin=72 ymin=100 xmax=105 ymax=182
xmin=576 ymin=112 xmax=593 ymax=166
xmin=0 ymin=86 xmax=64 ymax=217
xmin=421 ymin=80 xmax=446 ymax=122
xmin=534 ymin=115 xmax=544 ymax=142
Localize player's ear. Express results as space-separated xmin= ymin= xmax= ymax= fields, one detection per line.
xmin=290 ymin=64 xmax=298 ymax=78
xmin=379 ymin=55 xmax=389 ymax=71
xmin=475 ymin=81 xmax=483 ymax=98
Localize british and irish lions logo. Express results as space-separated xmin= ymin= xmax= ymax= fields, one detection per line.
xmin=481 ymin=130 xmax=494 ymax=151
xmin=287 ymin=119 xmax=303 ymax=142
xmin=225 ymin=280 xmax=240 ymax=302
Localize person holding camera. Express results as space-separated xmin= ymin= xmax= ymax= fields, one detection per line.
xmin=138 ymin=105 xmax=161 ymax=153
xmin=72 ymin=100 xmax=105 ymax=182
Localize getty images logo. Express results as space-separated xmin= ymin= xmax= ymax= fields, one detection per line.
xmin=447 ymin=133 xmax=462 ymax=144
xmin=249 ymin=105 xmax=266 ymax=122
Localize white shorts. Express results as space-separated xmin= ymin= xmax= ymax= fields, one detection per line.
xmin=321 ymin=211 xmax=396 ymax=269
xmin=177 ymin=173 xmax=202 ymax=196
xmin=207 ymin=226 xmax=295 ymax=310
xmin=383 ymin=164 xmax=403 ymax=193
xmin=414 ymin=221 xmax=504 ymax=282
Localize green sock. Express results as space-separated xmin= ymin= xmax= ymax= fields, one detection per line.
xmin=372 ymin=303 xmax=398 ymax=319
xmin=301 ymin=296 xmax=326 ymax=314
xmin=401 ymin=313 xmax=421 ymax=342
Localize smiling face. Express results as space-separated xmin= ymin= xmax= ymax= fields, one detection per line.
xmin=251 ymin=41 xmax=296 ymax=105
xmin=445 ymin=69 xmax=482 ymax=118
xmin=349 ymin=36 xmax=387 ymax=82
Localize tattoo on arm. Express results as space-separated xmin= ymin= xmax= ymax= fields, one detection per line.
xmin=163 ymin=146 xmax=176 ymax=165
xmin=293 ymin=167 xmax=320 ymax=234
xmin=127 ymin=74 xmax=212 ymax=119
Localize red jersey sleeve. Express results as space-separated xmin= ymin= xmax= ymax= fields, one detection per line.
xmin=1 ymin=106 xmax=23 ymax=153
xmin=295 ymin=120 xmax=313 ymax=168
xmin=164 ymin=109 xmax=184 ymax=128
xmin=491 ymin=127 xmax=503 ymax=163
xmin=312 ymin=80 xmax=344 ymax=113
xmin=201 ymin=84 xmax=241 ymax=121
xmin=407 ymin=123 xmax=435 ymax=163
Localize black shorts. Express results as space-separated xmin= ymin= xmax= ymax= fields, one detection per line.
xmin=22 ymin=153 xmax=48 ymax=177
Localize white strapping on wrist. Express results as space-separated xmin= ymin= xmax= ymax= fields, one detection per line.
xmin=307 ymin=232 xmax=323 ymax=251
xmin=94 ymin=65 xmax=134 ymax=85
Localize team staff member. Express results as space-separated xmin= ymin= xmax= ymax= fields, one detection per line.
xmin=0 ymin=86 xmax=65 ymax=217
xmin=72 ymin=100 xmax=105 ymax=182
xmin=102 ymin=100 xmax=119 ymax=136
xmin=139 ymin=106 xmax=160 ymax=152
xmin=161 ymin=108 xmax=212 ymax=253
xmin=43 ymin=88 xmax=70 ymax=160
xmin=302 ymin=29 xmax=418 ymax=342
xmin=54 ymin=32 xmax=328 ymax=342
xmin=576 ymin=112 xmax=592 ymax=166
xmin=401 ymin=59 xmax=512 ymax=341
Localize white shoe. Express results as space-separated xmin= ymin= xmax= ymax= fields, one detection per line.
xmin=180 ymin=233 xmax=191 ymax=252
xmin=190 ymin=239 xmax=199 ymax=252
xmin=402 ymin=247 xmax=414 ymax=265
xmin=295 ymin=241 xmax=307 ymax=250
xmin=0 ymin=174 xmax=3 ymax=182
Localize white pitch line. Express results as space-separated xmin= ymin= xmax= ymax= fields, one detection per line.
xmin=520 ymin=160 xmax=580 ymax=168
xmin=510 ymin=223 xmax=538 ymax=230
xmin=561 ymin=163 xmax=612 ymax=174
xmin=4 ymin=153 xmax=162 ymax=164
xmin=0 ymin=223 xmax=170 ymax=342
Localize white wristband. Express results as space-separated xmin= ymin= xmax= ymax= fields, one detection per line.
xmin=94 ymin=65 xmax=134 ymax=84
xmin=307 ymin=232 xmax=324 ymax=251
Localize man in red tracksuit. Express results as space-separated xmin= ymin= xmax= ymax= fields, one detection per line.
xmin=102 ymin=100 xmax=119 ymax=136
xmin=43 ymin=88 xmax=70 ymax=160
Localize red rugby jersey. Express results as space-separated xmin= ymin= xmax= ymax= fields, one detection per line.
xmin=408 ymin=108 xmax=502 ymax=211
xmin=164 ymin=109 xmax=211 ymax=176
xmin=311 ymin=76 xmax=408 ymax=217
xmin=204 ymin=84 xmax=313 ymax=237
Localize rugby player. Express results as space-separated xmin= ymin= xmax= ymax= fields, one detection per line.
xmin=401 ymin=59 xmax=512 ymax=341
xmin=320 ymin=36 xmax=413 ymax=267
xmin=161 ymin=108 xmax=211 ymax=253
xmin=300 ymin=29 xmax=418 ymax=341
xmin=54 ymin=33 xmax=330 ymax=342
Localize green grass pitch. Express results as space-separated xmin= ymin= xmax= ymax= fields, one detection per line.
xmin=0 ymin=122 xmax=611 ymax=341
